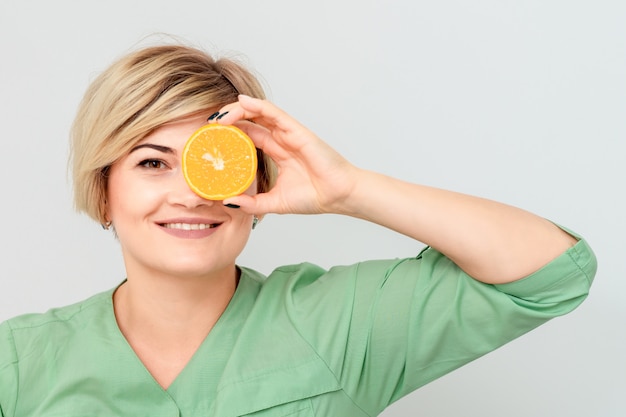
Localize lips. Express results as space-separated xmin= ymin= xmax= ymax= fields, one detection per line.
xmin=156 ymin=218 xmax=223 ymax=238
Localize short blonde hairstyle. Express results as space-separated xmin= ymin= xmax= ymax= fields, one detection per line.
xmin=71 ymin=43 xmax=277 ymax=224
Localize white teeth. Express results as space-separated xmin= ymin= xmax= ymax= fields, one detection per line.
xmin=163 ymin=223 xmax=217 ymax=230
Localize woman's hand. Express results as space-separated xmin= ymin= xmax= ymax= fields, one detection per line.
xmin=216 ymin=95 xmax=360 ymax=216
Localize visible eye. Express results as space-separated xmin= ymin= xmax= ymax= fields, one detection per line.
xmin=138 ymin=159 xmax=168 ymax=169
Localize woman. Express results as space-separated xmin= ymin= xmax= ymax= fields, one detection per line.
xmin=0 ymin=44 xmax=596 ymax=416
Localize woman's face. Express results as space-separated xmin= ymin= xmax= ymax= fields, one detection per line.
xmin=106 ymin=115 xmax=257 ymax=280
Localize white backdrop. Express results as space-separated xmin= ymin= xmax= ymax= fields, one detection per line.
xmin=0 ymin=1 xmax=624 ymax=416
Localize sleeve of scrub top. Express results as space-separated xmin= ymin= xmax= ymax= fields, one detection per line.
xmin=0 ymin=321 xmax=18 ymax=417
xmin=287 ymin=232 xmax=597 ymax=416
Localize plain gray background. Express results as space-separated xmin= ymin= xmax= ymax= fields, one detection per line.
xmin=0 ymin=1 xmax=623 ymax=416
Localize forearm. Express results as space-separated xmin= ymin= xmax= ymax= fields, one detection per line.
xmin=333 ymin=168 xmax=577 ymax=284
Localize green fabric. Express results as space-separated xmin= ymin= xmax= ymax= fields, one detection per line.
xmin=0 ymin=238 xmax=596 ymax=416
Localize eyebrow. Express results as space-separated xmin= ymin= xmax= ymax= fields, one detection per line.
xmin=129 ymin=143 xmax=176 ymax=154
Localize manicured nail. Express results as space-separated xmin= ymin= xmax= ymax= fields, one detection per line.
xmin=216 ymin=111 xmax=229 ymax=120
xmin=224 ymin=203 xmax=240 ymax=209
xmin=207 ymin=111 xmax=220 ymax=121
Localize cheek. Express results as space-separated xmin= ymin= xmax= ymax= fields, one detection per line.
xmin=107 ymin=172 xmax=162 ymax=221
xmin=226 ymin=209 xmax=255 ymax=239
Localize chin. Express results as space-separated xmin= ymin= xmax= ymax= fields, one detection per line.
xmin=161 ymin=261 xmax=234 ymax=279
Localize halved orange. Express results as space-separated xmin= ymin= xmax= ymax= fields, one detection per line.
xmin=182 ymin=124 xmax=257 ymax=200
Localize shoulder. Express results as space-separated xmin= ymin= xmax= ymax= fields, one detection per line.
xmin=239 ymin=258 xmax=425 ymax=315
xmin=0 ymin=288 xmax=116 ymax=415
xmin=0 ymin=288 xmax=116 ymax=360
xmin=3 ymin=289 xmax=114 ymax=332
xmin=237 ymin=258 xmax=424 ymax=334
xmin=254 ymin=258 xmax=417 ymax=287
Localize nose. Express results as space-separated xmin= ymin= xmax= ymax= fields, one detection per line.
xmin=168 ymin=168 xmax=216 ymax=208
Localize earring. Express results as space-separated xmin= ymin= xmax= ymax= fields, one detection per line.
xmin=101 ymin=221 xmax=112 ymax=230
xmin=252 ymin=216 xmax=259 ymax=230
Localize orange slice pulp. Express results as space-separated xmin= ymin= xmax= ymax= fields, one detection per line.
xmin=182 ymin=124 xmax=258 ymax=200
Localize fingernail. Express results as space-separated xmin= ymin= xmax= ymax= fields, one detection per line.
xmin=216 ymin=111 xmax=229 ymax=120
xmin=224 ymin=203 xmax=240 ymax=209
xmin=207 ymin=111 xmax=220 ymax=122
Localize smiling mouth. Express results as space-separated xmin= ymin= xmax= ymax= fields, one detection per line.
xmin=161 ymin=223 xmax=221 ymax=230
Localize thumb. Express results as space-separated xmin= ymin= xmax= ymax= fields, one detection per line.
xmin=222 ymin=193 xmax=267 ymax=215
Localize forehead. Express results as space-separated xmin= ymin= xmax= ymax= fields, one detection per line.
xmin=137 ymin=115 xmax=209 ymax=148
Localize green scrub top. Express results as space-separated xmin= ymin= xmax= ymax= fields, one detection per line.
xmin=0 ymin=238 xmax=596 ymax=416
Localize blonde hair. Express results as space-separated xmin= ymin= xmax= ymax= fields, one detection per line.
xmin=70 ymin=43 xmax=277 ymax=224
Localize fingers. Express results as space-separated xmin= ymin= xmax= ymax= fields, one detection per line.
xmin=215 ymin=95 xmax=321 ymax=164
xmin=216 ymin=95 xmax=303 ymax=134
xmin=231 ymin=121 xmax=275 ymax=153
xmin=213 ymin=95 xmax=274 ymax=125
